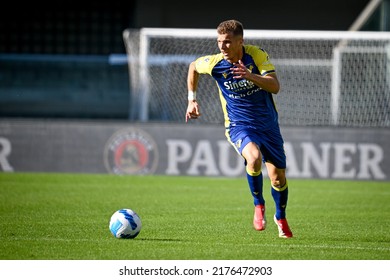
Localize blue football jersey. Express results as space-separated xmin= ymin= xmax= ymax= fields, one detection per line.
xmin=195 ymin=45 xmax=279 ymax=131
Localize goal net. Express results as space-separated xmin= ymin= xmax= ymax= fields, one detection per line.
xmin=123 ymin=28 xmax=390 ymax=127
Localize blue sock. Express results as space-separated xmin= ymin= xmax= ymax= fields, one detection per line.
xmin=271 ymin=181 xmax=289 ymax=219
xmin=246 ymin=167 xmax=265 ymax=206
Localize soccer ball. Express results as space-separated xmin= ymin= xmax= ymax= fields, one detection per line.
xmin=109 ymin=208 xmax=142 ymax=239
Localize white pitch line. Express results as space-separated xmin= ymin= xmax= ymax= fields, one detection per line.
xmin=3 ymin=237 xmax=390 ymax=253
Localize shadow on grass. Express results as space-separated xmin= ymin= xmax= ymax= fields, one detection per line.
xmin=136 ymin=237 xmax=187 ymax=242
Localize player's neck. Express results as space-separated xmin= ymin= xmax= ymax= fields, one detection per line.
xmin=226 ymin=50 xmax=243 ymax=64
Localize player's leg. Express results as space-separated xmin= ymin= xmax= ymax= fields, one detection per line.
xmin=266 ymin=163 xmax=288 ymax=219
xmin=266 ymin=163 xmax=293 ymax=238
xmin=225 ymin=127 xmax=266 ymax=231
xmin=242 ymin=142 xmax=266 ymax=230
xmin=261 ymin=125 xmax=293 ymax=238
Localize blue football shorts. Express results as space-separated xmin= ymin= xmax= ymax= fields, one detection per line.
xmin=227 ymin=125 xmax=286 ymax=169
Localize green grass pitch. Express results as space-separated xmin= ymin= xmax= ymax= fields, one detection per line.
xmin=0 ymin=172 xmax=389 ymax=260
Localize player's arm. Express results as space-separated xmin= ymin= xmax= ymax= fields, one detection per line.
xmin=185 ymin=61 xmax=201 ymax=122
xmin=231 ymin=60 xmax=280 ymax=94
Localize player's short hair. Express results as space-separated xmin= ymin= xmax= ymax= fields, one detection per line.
xmin=217 ymin=19 xmax=244 ymax=37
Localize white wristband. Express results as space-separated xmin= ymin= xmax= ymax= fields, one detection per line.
xmin=188 ymin=90 xmax=197 ymax=101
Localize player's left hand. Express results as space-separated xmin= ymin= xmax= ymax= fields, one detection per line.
xmin=231 ymin=60 xmax=249 ymax=79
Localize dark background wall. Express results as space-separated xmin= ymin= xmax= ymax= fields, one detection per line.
xmin=134 ymin=0 xmax=371 ymax=31
xmin=0 ymin=0 xmax=136 ymax=55
xmin=0 ymin=0 xmax=373 ymax=55
xmin=0 ymin=0 xmax=387 ymax=120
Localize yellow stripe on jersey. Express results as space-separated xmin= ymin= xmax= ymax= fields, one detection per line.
xmin=194 ymin=53 xmax=231 ymax=126
xmin=244 ymin=46 xmax=278 ymax=112
xmin=243 ymin=45 xmax=276 ymax=76
xmin=218 ymin=87 xmax=230 ymax=128
xmin=194 ymin=53 xmax=224 ymax=75
xmin=195 ymin=46 xmax=275 ymax=76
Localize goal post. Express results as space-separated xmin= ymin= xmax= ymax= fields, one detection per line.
xmin=123 ymin=28 xmax=390 ymax=127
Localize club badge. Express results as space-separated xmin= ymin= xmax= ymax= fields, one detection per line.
xmin=104 ymin=128 xmax=158 ymax=175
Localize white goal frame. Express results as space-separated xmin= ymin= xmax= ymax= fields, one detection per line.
xmin=123 ymin=28 xmax=390 ymax=125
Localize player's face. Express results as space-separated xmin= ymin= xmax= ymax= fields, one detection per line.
xmin=217 ymin=32 xmax=243 ymax=63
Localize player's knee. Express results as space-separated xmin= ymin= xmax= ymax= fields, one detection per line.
xmin=270 ymin=172 xmax=286 ymax=187
xmin=271 ymin=178 xmax=282 ymax=188
xmin=246 ymin=157 xmax=262 ymax=172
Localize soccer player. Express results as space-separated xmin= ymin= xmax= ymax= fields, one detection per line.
xmin=185 ymin=19 xmax=293 ymax=238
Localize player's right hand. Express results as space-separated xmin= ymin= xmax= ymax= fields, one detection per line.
xmin=185 ymin=101 xmax=201 ymax=122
